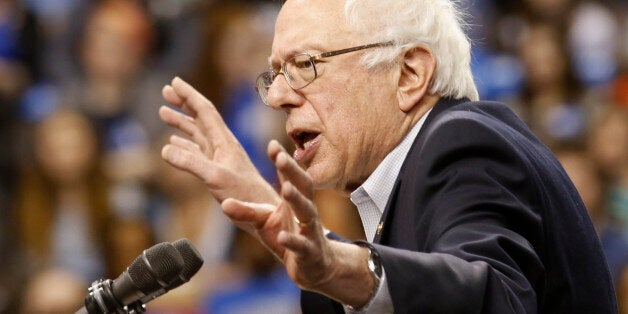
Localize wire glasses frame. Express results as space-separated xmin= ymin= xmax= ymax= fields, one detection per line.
xmin=255 ymin=41 xmax=394 ymax=106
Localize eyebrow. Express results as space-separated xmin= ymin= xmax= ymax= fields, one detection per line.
xmin=268 ymin=42 xmax=327 ymax=69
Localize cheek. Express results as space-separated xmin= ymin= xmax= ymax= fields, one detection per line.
xmin=317 ymin=90 xmax=362 ymax=149
xmin=317 ymin=106 xmax=367 ymax=177
xmin=315 ymin=72 xmax=385 ymax=151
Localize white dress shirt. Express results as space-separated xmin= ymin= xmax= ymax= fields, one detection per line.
xmin=344 ymin=110 xmax=432 ymax=313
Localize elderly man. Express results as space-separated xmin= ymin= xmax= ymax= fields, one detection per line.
xmin=159 ymin=0 xmax=617 ymax=313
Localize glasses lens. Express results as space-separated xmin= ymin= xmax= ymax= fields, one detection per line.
xmin=285 ymin=54 xmax=316 ymax=90
xmin=255 ymin=72 xmax=273 ymax=106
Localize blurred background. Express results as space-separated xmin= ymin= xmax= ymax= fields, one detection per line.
xmin=0 ymin=0 xmax=625 ymax=313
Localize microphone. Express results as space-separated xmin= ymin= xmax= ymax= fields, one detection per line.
xmin=134 ymin=238 xmax=204 ymax=305
xmin=79 ymin=242 xmax=185 ymax=314
xmin=165 ymin=238 xmax=204 ymax=289
xmin=77 ymin=239 xmax=204 ymax=314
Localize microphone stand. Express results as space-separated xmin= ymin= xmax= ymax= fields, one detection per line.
xmin=81 ymin=279 xmax=147 ymax=314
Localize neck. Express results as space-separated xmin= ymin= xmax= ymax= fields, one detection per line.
xmin=341 ymin=94 xmax=440 ymax=194
xmin=406 ymin=94 xmax=440 ymax=127
xmin=57 ymin=185 xmax=90 ymax=210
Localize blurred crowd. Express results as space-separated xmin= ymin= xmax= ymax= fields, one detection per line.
xmin=0 ymin=0 xmax=625 ymax=313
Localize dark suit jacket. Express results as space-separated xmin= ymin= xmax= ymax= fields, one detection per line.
xmin=302 ymin=98 xmax=618 ymax=313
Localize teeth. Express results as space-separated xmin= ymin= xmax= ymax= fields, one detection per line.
xmin=303 ymin=140 xmax=312 ymax=149
xmin=293 ymin=131 xmax=317 ymax=150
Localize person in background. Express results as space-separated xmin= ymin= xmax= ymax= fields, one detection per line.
xmin=60 ymin=1 xmax=163 ymax=258
xmin=16 ymin=108 xmax=111 ymax=282
xmin=516 ymin=23 xmax=588 ymax=147
xmin=0 ymin=0 xmax=42 ymax=311
xmin=587 ymin=105 xmax=628 ymax=313
xmin=16 ymin=107 xmax=155 ymax=298
xmin=555 ymin=146 xmax=628 ymax=310
xmin=588 ymin=105 xmax=628 ymax=185
xmin=19 ymin=267 xmax=85 ymax=314
xmin=192 ymin=2 xmax=285 ymax=185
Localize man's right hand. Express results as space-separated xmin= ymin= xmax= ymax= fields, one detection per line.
xmin=159 ymin=77 xmax=281 ymax=208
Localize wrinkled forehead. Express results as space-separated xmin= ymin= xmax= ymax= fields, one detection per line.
xmin=271 ymin=0 xmax=357 ymax=61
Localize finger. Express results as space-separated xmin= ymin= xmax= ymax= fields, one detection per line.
xmin=222 ymin=198 xmax=274 ymax=228
xmin=159 ymin=106 xmax=198 ymax=137
xmin=163 ymin=84 xmax=213 ymax=149
xmin=170 ymin=133 xmax=213 ymax=157
xmin=170 ymin=134 xmax=201 ymax=152
xmin=170 ymin=77 xmax=232 ymax=141
xmin=160 ymin=106 xmax=212 ymax=154
xmin=268 ymin=139 xmax=287 ymax=163
xmin=282 ymin=181 xmax=318 ymax=231
xmin=275 ymin=150 xmax=314 ymax=199
xmin=278 ymin=230 xmax=313 ymax=255
xmin=161 ymin=143 xmax=220 ymax=185
xmin=268 ymin=140 xmax=288 ymax=184
xmin=162 ymin=85 xmax=187 ymax=112
xmin=163 ymin=82 xmax=205 ymax=121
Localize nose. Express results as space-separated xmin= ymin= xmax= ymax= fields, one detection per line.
xmin=266 ymin=73 xmax=303 ymax=111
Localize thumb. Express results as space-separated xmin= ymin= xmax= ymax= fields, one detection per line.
xmin=222 ymin=198 xmax=275 ymax=227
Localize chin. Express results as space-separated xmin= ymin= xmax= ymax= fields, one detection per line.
xmin=306 ymin=165 xmax=340 ymax=191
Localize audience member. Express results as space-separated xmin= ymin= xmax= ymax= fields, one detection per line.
xmin=19 ymin=267 xmax=85 ymax=314
xmin=0 ymin=1 xmax=42 ymax=311
xmin=588 ymin=105 xmax=628 ymax=183
xmin=516 ymin=23 xmax=588 ymax=147
xmin=568 ymin=1 xmax=621 ymax=87
xmin=16 ymin=106 xmax=155 ymax=290
xmin=192 ymin=2 xmax=285 ymax=184
xmin=16 ymin=108 xmax=112 ymax=282
xmin=20 ymin=0 xmax=89 ymax=81
xmin=556 ymin=147 xmax=628 ymax=287
xmin=59 ymin=1 xmax=165 ymax=257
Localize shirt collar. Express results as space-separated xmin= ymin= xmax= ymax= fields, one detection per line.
xmin=351 ymin=109 xmax=432 ymax=216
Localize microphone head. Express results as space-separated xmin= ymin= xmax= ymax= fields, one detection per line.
xmin=171 ymin=238 xmax=204 ymax=286
xmin=128 ymin=242 xmax=185 ymax=295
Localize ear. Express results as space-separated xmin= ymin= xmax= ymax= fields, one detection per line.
xmin=396 ymin=47 xmax=436 ymax=112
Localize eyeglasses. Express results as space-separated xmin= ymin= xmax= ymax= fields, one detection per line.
xmin=255 ymin=41 xmax=394 ymax=106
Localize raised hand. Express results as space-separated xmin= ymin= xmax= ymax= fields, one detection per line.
xmin=159 ymin=77 xmax=280 ymax=206
xmin=222 ymin=140 xmax=373 ymax=307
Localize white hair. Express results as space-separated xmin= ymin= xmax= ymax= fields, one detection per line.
xmin=344 ymin=0 xmax=479 ymax=101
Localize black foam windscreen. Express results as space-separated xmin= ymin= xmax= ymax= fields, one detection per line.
xmin=171 ymin=238 xmax=204 ymax=285
xmin=128 ymin=242 xmax=185 ymax=294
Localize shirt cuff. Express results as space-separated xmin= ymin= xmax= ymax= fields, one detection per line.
xmin=343 ymin=266 xmax=394 ymax=314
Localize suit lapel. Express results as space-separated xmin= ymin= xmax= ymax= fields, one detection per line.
xmin=372 ymin=97 xmax=469 ymax=245
xmin=373 ymin=179 xmax=401 ymax=243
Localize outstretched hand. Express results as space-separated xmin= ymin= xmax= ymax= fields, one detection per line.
xmin=222 ymin=140 xmax=337 ymax=290
xmin=159 ymin=77 xmax=279 ymax=206
xmin=223 ymin=141 xmax=373 ymax=308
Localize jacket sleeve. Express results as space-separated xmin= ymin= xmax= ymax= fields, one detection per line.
xmin=376 ymin=111 xmax=546 ymax=313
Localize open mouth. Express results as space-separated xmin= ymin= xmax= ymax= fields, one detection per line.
xmin=291 ymin=130 xmax=320 ymax=150
xmin=289 ymin=129 xmax=321 ymax=162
